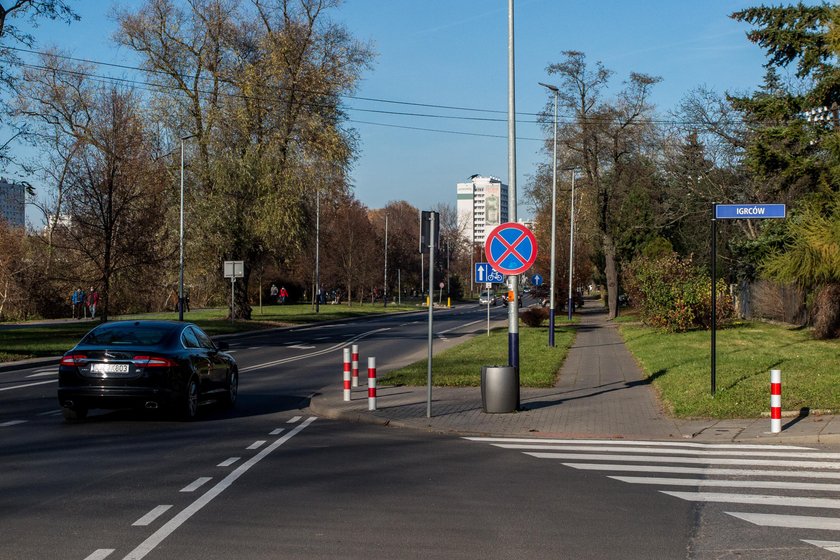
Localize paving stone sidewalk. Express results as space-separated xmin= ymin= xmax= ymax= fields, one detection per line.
xmin=310 ymin=305 xmax=840 ymax=444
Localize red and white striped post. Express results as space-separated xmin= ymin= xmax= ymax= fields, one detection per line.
xmin=351 ymin=344 xmax=360 ymax=387
xmin=770 ymin=369 xmax=782 ymax=433
xmin=343 ymin=348 xmax=351 ymax=402
xmin=368 ymin=356 xmax=377 ymax=411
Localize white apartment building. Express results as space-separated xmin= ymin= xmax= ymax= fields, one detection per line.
xmin=0 ymin=179 xmax=25 ymax=228
xmin=456 ymin=174 xmax=509 ymax=246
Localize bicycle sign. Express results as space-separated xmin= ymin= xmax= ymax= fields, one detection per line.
xmin=475 ymin=262 xmax=504 ymax=284
xmin=484 ymin=222 xmax=538 ymax=276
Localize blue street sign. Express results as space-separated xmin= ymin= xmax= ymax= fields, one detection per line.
xmin=484 ymin=223 xmax=539 ymax=275
xmin=715 ymin=204 xmax=786 ymax=219
xmin=475 ymin=262 xmax=504 ymax=284
xmin=532 ymin=274 xmax=543 ymax=286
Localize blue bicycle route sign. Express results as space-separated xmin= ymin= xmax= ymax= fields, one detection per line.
xmin=484 ymin=222 xmax=538 ymax=276
xmin=475 ymin=263 xmax=504 ymax=284
xmin=715 ymin=204 xmax=786 ymax=219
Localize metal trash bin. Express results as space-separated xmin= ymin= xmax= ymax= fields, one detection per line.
xmin=481 ymin=365 xmax=519 ymax=413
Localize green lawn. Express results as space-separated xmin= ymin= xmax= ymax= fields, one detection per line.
xmin=619 ymin=320 xmax=840 ymax=418
xmin=381 ymin=324 xmax=576 ymax=387
xmin=0 ymin=302 xmax=423 ymax=362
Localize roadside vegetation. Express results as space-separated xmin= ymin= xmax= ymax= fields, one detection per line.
xmin=381 ymin=323 xmax=575 ymax=388
xmin=619 ymin=317 xmax=840 ymax=418
xmin=0 ymin=303 xmax=421 ymax=362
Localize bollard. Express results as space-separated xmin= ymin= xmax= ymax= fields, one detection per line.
xmin=343 ymin=348 xmax=351 ymax=402
xmin=351 ymin=344 xmax=360 ymax=388
xmin=368 ymin=356 xmax=377 ymax=411
xmin=770 ymin=369 xmax=782 ymax=433
xmin=447 ymin=297 xmax=451 ymax=308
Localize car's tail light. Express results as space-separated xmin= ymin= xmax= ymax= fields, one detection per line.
xmin=132 ymin=355 xmax=177 ymax=368
xmin=60 ymin=354 xmax=87 ymax=367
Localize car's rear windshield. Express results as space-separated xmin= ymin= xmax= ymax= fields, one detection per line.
xmin=80 ymin=325 xmax=173 ymax=346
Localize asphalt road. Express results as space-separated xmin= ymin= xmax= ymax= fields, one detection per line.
xmin=1 ymin=303 xmax=837 ymax=559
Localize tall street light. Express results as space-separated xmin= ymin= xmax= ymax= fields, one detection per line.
xmin=539 ymin=82 xmax=559 ymax=346
xmin=179 ymin=134 xmax=196 ymax=321
xmin=567 ymin=169 xmax=577 ymax=321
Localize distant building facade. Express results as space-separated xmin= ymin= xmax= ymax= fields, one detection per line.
xmin=0 ymin=179 xmax=25 ymax=228
xmin=456 ymin=174 xmax=509 ymax=246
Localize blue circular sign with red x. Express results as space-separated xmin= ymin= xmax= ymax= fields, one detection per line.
xmin=484 ymin=222 xmax=538 ymax=275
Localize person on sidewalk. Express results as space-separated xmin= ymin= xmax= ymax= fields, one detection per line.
xmin=279 ymin=286 xmax=289 ymax=305
xmin=86 ymin=287 xmax=99 ymax=319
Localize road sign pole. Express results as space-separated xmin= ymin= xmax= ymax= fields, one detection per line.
xmin=426 ymin=211 xmax=435 ymax=419
xmin=711 ymin=203 xmax=717 ymax=396
xmin=507 ymin=0 xmax=519 ymax=373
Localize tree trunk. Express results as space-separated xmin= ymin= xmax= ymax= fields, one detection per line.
xmin=604 ymin=232 xmax=619 ymax=320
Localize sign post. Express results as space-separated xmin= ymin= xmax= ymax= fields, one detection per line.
xmin=485 ymin=222 xmax=538 ymax=370
xmin=711 ymin=204 xmax=785 ymax=395
xmin=420 ymin=211 xmax=439 ymax=418
xmin=223 ymin=260 xmax=244 ymax=321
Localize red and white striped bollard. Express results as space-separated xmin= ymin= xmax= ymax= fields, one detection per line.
xmin=770 ymin=369 xmax=781 ymax=433
xmin=368 ymin=356 xmax=377 ymax=411
xmin=343 ymin=347 xmax=351 ymax=402
xmin=351 ymin=344 xmax=360 ymax=387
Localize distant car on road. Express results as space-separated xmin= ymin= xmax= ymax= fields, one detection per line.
xmin=478 ymin=290 xmax=498 ymax=306
xmin=58 ymin=320 xmax=238 ymax=421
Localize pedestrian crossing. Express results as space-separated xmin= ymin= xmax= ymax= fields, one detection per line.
xmin=465 ymin=437 xmax=840 ymax=556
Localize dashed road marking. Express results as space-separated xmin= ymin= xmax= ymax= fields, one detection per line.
xmin=1 ymin=420 xmax=27 ymax=427
xmin=247 ymin=440 xmax=266 ymax=450
xmin=84 ymin=550 xmax=115 ymax=560
xmin=0 ymin=379 xmax=56 ymax=392
xmin=217 ymin=457 xmax=240 ymax=467
xmin=180 ymin=477 xmax=212 ymax=493
xmin=132 ymin=505 xmax=172 ymax=527
xmin=287 ymin=416 xmax=301 ymax=424
xmin=270 ymin=428 xmax=285 ymax=435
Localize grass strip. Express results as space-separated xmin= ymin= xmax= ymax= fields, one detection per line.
xmin=619 ymin=320 xmax=840 ymax=418
xmin=381 ymin=324 xmax=576 ymax=388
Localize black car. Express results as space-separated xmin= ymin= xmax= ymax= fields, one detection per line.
xmin=58 ymin=320 xmax=238 ymax=421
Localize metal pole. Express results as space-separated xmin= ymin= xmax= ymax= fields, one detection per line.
xmin=427 ymin=212 xmax=435 ymax=418
xmin=384 ymin=214 xmax=388 ymax=307
xmin=179 ymin=139 xmax=185 ymax=321
xmin=568 ymin=171 xmax=576 ymax=321
xmin=230 ymin=276 xmax=235 ymax=322
xmin=540 ymin=84 xmax=558 ymax=346
xmin=398 ymin=269 xmax=401 ymax=305
xmin=315 ymin=190 xmax=320 ymax=314
xmin=711 ymin=203 xmax=717 ymax=395
xmin=507 ymin=0 xmax=519 ymax=370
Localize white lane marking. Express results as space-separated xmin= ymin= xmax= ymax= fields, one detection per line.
xmin=612 ymin=475 xmax=840 ymax=492
xmin=38 ymin=410 xmax=63 ymax=416
xmin=466 ymin=437 xmax=812 ymax=450
xmin=84 ymin=550 xmax=115 ymax=560
xmin=121 ymin=417 xmax=316 ymax=560
xmin=247 ymin=347 xmax=259 ymax=350
xmin=247 ymin=441 xmax=266 ymax=450
xmin=287 ymin=416 xmax=301 ymax=424
xmin=525 ymin=452 xmax=840 ymax=469
xmin=563 ymin=463 xmax=840 ymax=480
xmin=802 ymin=540 xmax=840 ymax=554
xmin=270 ymin=428 xmax=285 ymax=435
xmin=225 ymin=350 xmax=238 ymax=354
xmin=180 ymin=477 xmax=212 ymax=493
xmin=438 ymin=319 xmax=482 ymax=335
xmin=217 ymin=457 xmax=240 ymax=467
xmin=288 ymin=345 xmax=315 ymax=350
xmin=0 ymin=379 xmax=56 ymax=392
xmin=662 ymin=491 xmax=840 ymax=509
xmin=0 ymin=420 xmax=27 ymax=427
xmin=313 ymin=336 xmax=330 ymax=341
xmin=239 ymin=328 xmax=389 ymax=373
xmin=497 ymin=443 xmax=834 ymax=459
xmin=132 ymin=505 xmax=173 ymax=527
xmin=729 ymin=512 xmax=840 ymax=531
xmin=27 ymin=371 xmax=56 ymax=378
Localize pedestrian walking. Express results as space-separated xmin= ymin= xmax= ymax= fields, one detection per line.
xmin=279 ymin=286 xmax=289 ymax=305
xmin=72 ymin=287 xmax=85 ymax=319
xmin=270 ymin=283 xmax=279 ymax=304
xmin=86 ymin=287 xmax=99 ymax=319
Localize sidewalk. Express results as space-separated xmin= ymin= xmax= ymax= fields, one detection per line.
xmin=309 ymin=306 xmax=840 ymax=445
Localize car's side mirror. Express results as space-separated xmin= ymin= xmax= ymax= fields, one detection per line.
xmin=216 ymin=341 xmax=229 ymax=351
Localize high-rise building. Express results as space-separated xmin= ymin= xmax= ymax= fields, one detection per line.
xmin=456 ymin=174 xmax=509 ymax=246
xmin=0 ymin=179 xmax=25 ymax=229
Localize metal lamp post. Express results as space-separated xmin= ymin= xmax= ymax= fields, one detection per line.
xmin=567 ymin=170 xmax=576 ymax=321
xmin=178 ymin=134 xmax=196 ymax=321
xmin=539 ymin=82 xmax=559 ymax=346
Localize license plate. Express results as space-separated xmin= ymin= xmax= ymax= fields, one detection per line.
xmin=91 ymin=363 xmax=130 ymax=374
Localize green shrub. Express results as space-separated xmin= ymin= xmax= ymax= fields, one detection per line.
xmin=519 ymin=306 xmax=549 ymax=327
xmin=623 ymin=253 xmax=733 ymax=332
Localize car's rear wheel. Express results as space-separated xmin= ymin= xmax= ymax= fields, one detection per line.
xmin=62 ymin=405 xmax=88 ymax=422
xmin=221 ymin=369 xmax=238 ymax=409
xmin=179 ymin=375 xmax=200 ymax=420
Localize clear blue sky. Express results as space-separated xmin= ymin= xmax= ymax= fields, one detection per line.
xmin=13 ymin=0 xmax=786 ymax=224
